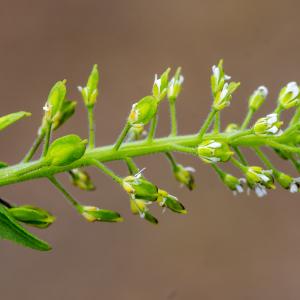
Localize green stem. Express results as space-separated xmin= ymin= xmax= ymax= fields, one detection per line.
xmin=210 ymin=163 xmax=226 ymax=179
xmin=147 ymin=113 xmax=158 ymax=142
xmin=42 ymin=122 xmax=52 ymax=157
xmin=274 ymin=104 xmax=283 ymax=116
xmin=49 ymin=176 xmax=81 ymax=211
xmin=114 ymin=122 xmax=131 ymax=151
xmin=22 ymin=131 xmax=45 ymax=162
xmin=90 ymin=159 xmax=122 ymax=184
xmin=213 ymin=111 xmax=220 ymax=133
xmin=240 ymin=109 xmax=254 ymax=130
xmin=197 ymin=108 xmax=217 ymax=141
xmin=124 ymin=157 xmax=139 ymax=175
xmin=87 ymin=106 xmax=95 ymax=149
xmin=253 ymin=147 xmax=277 ymax=171
xmin=165 ymin=152 xmax=178 ymax=170
xmin=266 ymin=141 xmax=300 ymax=154
xmin=289 ymin=106 xmax=300 ymax=126
xmin=232 ymin=146 xmax=248 ymax=165
xmin=169 ymin=100 xmax=177 ymax=136
xmin=231 ymin=157 xmax=248 ymax=172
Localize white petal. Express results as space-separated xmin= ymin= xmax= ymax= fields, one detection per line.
xmin=208 ymin=141 xmax=222 ymax=149
xmin=257 ymin=86 xmax=268 ymax=97
xmin=290 ymin=183 xmax=298 ymax=193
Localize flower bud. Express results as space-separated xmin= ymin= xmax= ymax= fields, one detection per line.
xmin=152 ymin=68 xmax=171 ymax=101
xmin=224 ymin=123 xmax=239 ymax=133
xmin=278 ymin=81 xmax=300 ymax=109
xmin=248 ymin=86 xmax=268 ymax=111
xmin=213 ymin=82 xmax=240 ymax=111
xmin=129 ymin=198 xmax=158 ymax=224
xmin=210 ymin=59 xmax=231 ymax=96
xmin=122 ymin=175 xmax=158 ymax=201
xmin=197 ymin=140 xmax=233 ymax=163
xmin=9 ymin=205 xmax=55 ymax=229
xmin=78 ymin=64 xmax=99 ymax=107
xmin=69 ymin=169 xmax=95 ymax=191
xmin=126 ymin=124 xmax=145 ymax=142
xmin=245 ymin=166 xmax=275 ymax=197
xmin=222 ymin=174 xmax=244 ymax=194
xmin=128 ymin=96 xmax=159 ymax=126
xmin=157 ymin=190 xmax=187 ymax=214
xmin=47 ymin=80 xmax=67 ymax=121
xmin=81 ymin=206 xmax=123 ymax=222
xmin=46 ymin=134 xmax=87 ymax=166
xmin=167 ymin=67 xmax=184 ymax=101
xmin=52 ymin=100 xmax=76 ymax=130
xmin=275 ymin=172 xmax=300 ymax=193
xmin=0 ymin=111 xmax=31 ymax=131
xmin=173 ymin=164 xmax=195 ymax=190
xmin=253 ymin=113 xmax=283 ymax=136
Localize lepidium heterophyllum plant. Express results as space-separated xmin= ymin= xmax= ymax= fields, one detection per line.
xmin=1 ymin=61 xmax=300 ymax=251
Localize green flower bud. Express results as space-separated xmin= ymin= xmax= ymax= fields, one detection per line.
xmin=152 ymin=68 xmax=171 ymax=101
xmin=248 ymin=86 xmax=268 ymax=111
xmin=197 ymin=140 xmax=233 ymax=163
xmin=46 ymin=134 xmax=87 ymax=166
xmin=81 ymin=206 xmax=123 ymax=222
xmin=253 ymin=113 xmax=283 ymax=136
xmin=122 ymin=175 xmax=158 ymax=201
xmin=78 ymin=64 xmax=99 ymax=107
xmin=157 ymin=190 xmax=187 ymax=214
xmin=69 ymin=169 xmax=95 ymax=191
xmin=275 ymin=172 xmax=300 ymax=193
xmin=0 ymin=111 xmax=31 ymax=131
xmin=9 ymin=205 xmax=55 ymax=229
xmin=211 ymin=59 xmax=231 ymax=96
xmin=47 ymin=80 xmax=67 ymax=121
xmin=173 ymin=164 xmax=195 ymax=190
xmin=278 ymin=81 xmax=300 ymax=109
xmin=213 ymin=82 xmax=240 ymax=111
xmin=222 ymin=174 xmax=244 ymax=194
xmin=52 ymin=100 xmax=76 ymax=130
xmin=128 ymin=96 xmax=158 ymax=126
xmin=167 ymin=67 xmax=184 ymax=101
xmin=224 ymin=123 xmax=239 ymax=133
xmin=245 ymin=166 xmax=275 ymax=197
xmin=129 ymin=198 xmax=158 ymax=224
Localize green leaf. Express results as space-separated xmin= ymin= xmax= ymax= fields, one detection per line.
xmin=0 ymin=111 xmax=31 ymax=131
xmin=0 ymin=204 xmax=51 ymax=251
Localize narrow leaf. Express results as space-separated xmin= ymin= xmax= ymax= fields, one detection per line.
xmin=0 ymin=111 xmax=31 ymax=131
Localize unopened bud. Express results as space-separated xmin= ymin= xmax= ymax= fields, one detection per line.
xmin=9 ymin=205 xmax=55 ymax=229
xmin=46 ymin=134 xmax=87 ymax=166
xmin=173 ymin=164 xmax=195 ymax=190
xmin=157 ymin=190 xmax=187 ymax=214
xmin=223 ymin=174 xmax=244 ymax=194
xmin=0 ymin=111 xmax=31 ymax=131
xmin=122 ymin=175 xmax=158 ymax=201
xmin=197 ymin=140 xmax=233 ymax=163
xmin=81 ymin=206 xmax=123 ymax=222
xmin=128 ymin=96 xmax=158 ymax=126
xmin=78 ymin=64 xmax=99 ymax=107
xmin=253 ymin=113 xmax=283 ymax=135
xmin=167 ymin=67 xmax=184 ymax=101
xmin=225 ymin=123 xmax=239 ymax=133
xmin=152 ymin=68 xmax=171 ymax=101
xmin=47 ymin=80 xmax=67 ymax=121
xmin=249 ymin=86 xmax=268 ymax=111
xmin=210 ymin=59 xmax=231 ymax=97
xmin=52 ymin=100 xmax=76 ymax=130
xmin=69 ymin=169 xmax=95 ymax=191
xmin=213 ymin=82 xmax=240 ymax=111
xmin=278 ymin=81 xmax=300 ymax=109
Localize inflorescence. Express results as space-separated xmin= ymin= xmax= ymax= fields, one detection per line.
xmin=0 ymin=60 xmax=300 ymax=251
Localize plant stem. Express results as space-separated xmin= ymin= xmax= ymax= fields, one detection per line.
xmin=231 ymin=157 xmax=248 ymax=172
xmin=90 ymin=159 xmax=122 ymax=184
xmin=253 ymin=147 xmax=277 ymax=171
xmin=213 ymin=111 xmax=220 ymax=133
xmin=241 ymin=109 xmax=254 ymax=130
xmin=87 ymin=106 xmax=95 ymax=149
xmin=114 ymin=122 xmax=131 ymax=151
xmin=42 ymin=122 xmax=52 ymax=157
xmin=165 ymin=152 xmax=177 ymax=170
xmin=124 ymin=157 xmax=139 ymax=175
xmin=197 ymin=108 xmax=217 ymax=142
xmin=232 ymin=146 xmax=248 ymax=165
xmin=147 ymin=113 xmax=158 ymax=142
xmin=22 ymin=131 xmax=45 ymax=162
xmin=169 ymin=100 xmax=177 ymax=136
xmin=49 ymin=176 xmax=81 ymax=211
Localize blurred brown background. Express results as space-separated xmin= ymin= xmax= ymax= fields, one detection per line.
xmin=1 ymin=0 xmax=300 ymax=299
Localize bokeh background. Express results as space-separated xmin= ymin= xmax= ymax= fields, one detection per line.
xmin=1 ymin=0 xmax=300 ymax=299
